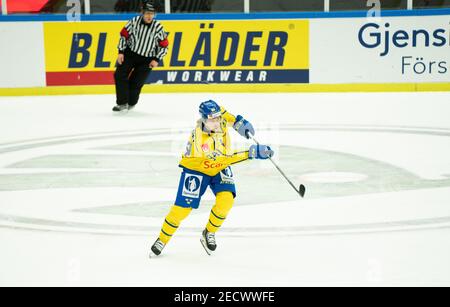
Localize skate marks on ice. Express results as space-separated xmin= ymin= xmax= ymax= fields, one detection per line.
xmin=0 ymin=124 xmax=450 ymax=236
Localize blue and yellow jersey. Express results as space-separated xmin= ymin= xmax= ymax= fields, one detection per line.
xmin=179 ymin=106 xmax=250 ymax=176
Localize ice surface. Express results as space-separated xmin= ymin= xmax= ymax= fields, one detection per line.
xmin=0 ymin=92 xmax=449 ymax=286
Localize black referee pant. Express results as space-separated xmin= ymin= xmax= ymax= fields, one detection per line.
xmin=114 ymin=49 xmax=152 ymax=107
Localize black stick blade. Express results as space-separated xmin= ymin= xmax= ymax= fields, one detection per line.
xmin=299 ymin=185 xmax=306 ymax=198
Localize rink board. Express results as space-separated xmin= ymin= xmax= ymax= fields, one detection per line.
xmin=43 ymin=19 xmax=310 ymax=86
xmin=0 ymin=10 xmax=449 ymax=93
xmin=310 ymin=15 xmax=450 ymax=84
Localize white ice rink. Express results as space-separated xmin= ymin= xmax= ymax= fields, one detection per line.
xmin=0 ymin=92 xmax=450 ymax=286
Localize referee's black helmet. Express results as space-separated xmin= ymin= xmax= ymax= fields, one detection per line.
xmin=143 ymin=3 xmax=156 ymax=12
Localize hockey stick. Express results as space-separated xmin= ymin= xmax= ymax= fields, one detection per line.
xmin=248 ymin=134 xmax=306 ymax=198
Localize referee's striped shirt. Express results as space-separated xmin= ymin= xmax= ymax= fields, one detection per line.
xmin=118 ymin=15 xmax=169 ymax=61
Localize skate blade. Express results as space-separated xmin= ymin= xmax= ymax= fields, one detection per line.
xmin=200 ymin=237 xmax=212 ymax=256
xmin=149 ymin=250 xmax=160 ymax=259
xmin=113 ymin=109 xmax=129 ymax=114
xmin=149 ymin=247 xmax=162 ymax=259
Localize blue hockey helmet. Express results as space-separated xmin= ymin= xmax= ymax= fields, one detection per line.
xmin=199 ymin=100 xmax=222 ymax=120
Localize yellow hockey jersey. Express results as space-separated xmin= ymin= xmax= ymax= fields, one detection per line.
xmin=179 ymin=107 xmax=250 ymax=176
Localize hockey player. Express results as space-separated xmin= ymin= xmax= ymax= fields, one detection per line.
xmin=150 ymin=100 xmax=274 ymax=256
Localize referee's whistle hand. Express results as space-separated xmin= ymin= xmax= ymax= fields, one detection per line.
xmin=150 ymin=60 xmax=159 ymax=68
xmin=117 ymin=54 xmax=125 ymax=65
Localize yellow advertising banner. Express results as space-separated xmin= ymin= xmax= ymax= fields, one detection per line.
xmin=44 ymin=19 xmax=309 ymax=85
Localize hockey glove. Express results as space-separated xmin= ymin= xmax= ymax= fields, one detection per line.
xmin=233 ymin=115 xmax=255 ymax=139
xmin=248 ymin=145 xmax=274 ymax=160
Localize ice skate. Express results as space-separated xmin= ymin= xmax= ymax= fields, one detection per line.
xmin=200 ymin=229 xmax=217 ymax=255
xmin=149 ymin=239 xmax=165 ymax=258
xmin=112 ymin=104 xmax=129 ymax=113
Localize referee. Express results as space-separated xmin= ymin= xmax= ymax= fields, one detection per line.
xmin=113 ymin=3 xmax=169 ymax=112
